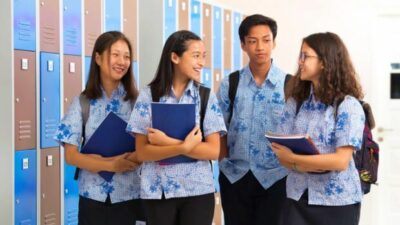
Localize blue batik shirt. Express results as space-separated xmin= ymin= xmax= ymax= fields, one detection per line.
xmin=278 ymin=92 xmax=365 ymax=206
xmin=126 ymin=81 xmax=227 ymax=199
xmin=54 ymin=83 xmax=140 ymax=203
xmin=217 ymin=62 xmax=288 ymax=189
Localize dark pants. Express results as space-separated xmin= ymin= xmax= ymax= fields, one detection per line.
xmin=219 ymin=171 xmax=287 ymax=225
xmin=142 ymin=193 xmax=215 ymax=225
xmin=282 ymin=191 xmax=361 ymax=225
xmin=78 ymin=195 xmax=146 ymax=225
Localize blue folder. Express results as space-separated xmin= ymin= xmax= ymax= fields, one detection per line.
xmin=81 ymin=112 xmax=135 ymax=182
xmin=265 ymin=133 xmax=319 ymax=155
xmin=151 ymin=103 xmax=197 ymax=164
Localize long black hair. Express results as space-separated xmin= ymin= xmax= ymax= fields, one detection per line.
xmin=149 ymin=30 xmax=201 ymax=99
xmin=83 ymin=31 xmax=138 ymax=101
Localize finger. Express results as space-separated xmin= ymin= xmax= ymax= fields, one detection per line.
xmin=147 ymin=127 xmax=156 ymax=133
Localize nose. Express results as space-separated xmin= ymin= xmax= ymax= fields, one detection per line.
xmin=256 ymin=41 xmax=264 ymax=51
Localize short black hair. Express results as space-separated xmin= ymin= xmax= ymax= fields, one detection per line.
xmin=239 ymin=14 xmax=277 ymax=43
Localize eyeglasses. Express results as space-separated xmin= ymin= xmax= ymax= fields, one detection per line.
xmin=299 ymin=52 xmax=319 ymax=63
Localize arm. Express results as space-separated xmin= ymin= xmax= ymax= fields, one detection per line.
xmin=219 ymin=135 xmax=228 ymax=161
xmin=184 ymin=132 xmax=220 ymax=160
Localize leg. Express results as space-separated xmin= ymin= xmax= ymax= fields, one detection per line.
xmin=78 ymin=196 xmax=107 ymax=225
xmin=179 ymin=193 xmax=215 ymax=225
xmin=142 ymin=198 xmax=178 ymax=225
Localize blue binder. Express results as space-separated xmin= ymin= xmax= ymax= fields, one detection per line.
xmin=81 ymin=112 xmax=135 ymax=181
xmin=265 ymin=133 xmax=319 ymax=155
xmin=151 ymin=103 xmax=197 ymax=164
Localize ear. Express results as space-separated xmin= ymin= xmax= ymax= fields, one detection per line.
xmin=95 ymin=52 xmax=101 ymax=66
xmin=171 ymin=52 xmax=180 ymax=64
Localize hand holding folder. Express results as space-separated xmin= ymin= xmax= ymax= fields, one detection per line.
xmin=265 ymin=133 xmax=319 ymax=155
xmin=81 ymin=112 xmax=135 ymax=181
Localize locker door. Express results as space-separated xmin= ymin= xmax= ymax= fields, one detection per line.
xmin=212 ymin=6 xmax=222 ymax=70
xmin=40 ymin=148 xmax=61 ymax=225
xmin=105 ymin=0 xmax=121 ymax=32
xmin=84 ymin=56 xmax=91 ymax=84
xmin=40 ymin=52 xmax=60 ymax=148
xmin=40 ymin=0 xmax=60 ymax=53
xmin=123 ymin=0 xmax=138 ymax=61
xmin=223 ymin=10 xmax=232 ymax=71
xmin=84 ymin=0 xmax=102 ymax=56
xmin=213 ymin=69 xmax=221 ymax=93
xmin=202 ymin=3 xmax=212 ymax=68
xmin=233 ymin=12 xmax=241 ymax=70
xmin=133 ymin=60 xmax=139 ymax=88
xmin=15 ymin=149 xmax=37 ymax=225
xmin=14 ymin=50 xmax=36 ymax=150
xmin=64 ymin=0 xmax=82 ymax=56
xmin=202 ymin=67 xmax=212 ymax=89
xmin=178 ymin=0 xmax=189 ymax=30
xmin=190 ymin=0 xmax=201 ymax=37
xmin=164 ymin=0 xmax=177 ymax=40
xmin=14 ymin=0 xmax=36 ymax=51
xmin=64 ymin=55 xmax=83 ymax=114
xmin=64 ymin=163 xmax=78 ymax=225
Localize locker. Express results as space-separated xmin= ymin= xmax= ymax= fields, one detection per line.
xmin=213 ymin=69 xmax=221 ymax=93
xmin=224 ymin=69 xmax=232 ymax=78
xmin=241 ymin=14 xmax=249 ymax=67
xmin=190 ymin=0 xmax=201 ymax=37
xmin=233 ymin=12 xmax=241 ymax=70
xmin=178 ymin=0 xmax=189 ymax=30
xmin=202 ymin=3 xmax=212 ymax=68
xmin=64 ymin=163 xmax=79 ymax=225
xmin=14 ymin=50 xmax=36 ymax=150
xmin=223 ymin=10 xmax=232 ymax=70
xmin=40 ymin=52 xmax=60 ymax=148
xmin=133 ymin=60 xmax=139 ymax=88
xmin=105 ymin=0 xmax=121 ymax=32
xmin=15 ymin=149 xmax=37 ymax=225
xmin=202 ymin=67 xmax=212 ymax=89
xmin=64 ymin=55 xmax=83 ymax=114
xmin=212 ymin=6 xmax=222 ymax=69
xmin=13 ymin=0 xmax=36 ymax=51
xmin=63 ymin=0 xmax=82 ymax=55
xmin=40 ymin=148 xmax=61 ymax=225
xmin=84 ymin=0 xmax=102 ymax=56
xmin=123 ymin=0 xmax=138 ymax=61
xmin=40 ymin=0 xmax=60 ymax=53
xmin=164 ymin=0 xmax=177 ymax=41
xmin=85 ymin=56 xmax=91 ymax=84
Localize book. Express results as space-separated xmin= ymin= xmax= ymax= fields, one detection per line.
xmin=151 ymin=103 xmax=197 ymax=164
xmin=81 ymin=112 xmax=135 ymax=182
xmin=265 ymin=133 xmax=319 ymax=155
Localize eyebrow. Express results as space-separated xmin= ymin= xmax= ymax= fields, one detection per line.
xmin=247 ymin=35 xmax=272 ymax=39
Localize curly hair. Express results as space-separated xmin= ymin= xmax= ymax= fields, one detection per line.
xmin=287 ymin=32 xmax=363 ymax=106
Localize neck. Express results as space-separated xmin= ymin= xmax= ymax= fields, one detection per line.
xmin=249 ymin=59 xmax=272 ymax=86
xmin=101 ymin=78 xmax=119 ymax=98
xmin=172 ymin=72 xmax=189 ymax=99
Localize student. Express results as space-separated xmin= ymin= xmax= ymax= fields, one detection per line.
xmin=216 ymin=14 xmax=288 ymax=225
xmin=126 ymin=30 xmax=226 ymax=225
xmin=271 ymin=32 xmax=365 ymax=225
xmin=54 ymin=31 xmax=143 ymax=225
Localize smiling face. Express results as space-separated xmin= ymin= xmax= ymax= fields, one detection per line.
xmin=96 ymin=39 xmax=131 ymax=83
xmin=241 ymin=25 xmax=276 ymax=66
xmin=298 ymin=42 xmax=323 ymax=85
xmin=171 ymin=40 xmax=206 ymax=82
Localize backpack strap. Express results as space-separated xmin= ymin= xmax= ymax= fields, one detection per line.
xmin=74 ymin=93 xmax=90 ymax=180
xmin=199 ymin=86 xmax=210 ymax=141
xmin=228 ymin=71 xmax=240 ymax=124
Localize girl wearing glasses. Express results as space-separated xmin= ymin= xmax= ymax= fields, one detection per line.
xmin=271 ymin=32 xmax=365 ymax=225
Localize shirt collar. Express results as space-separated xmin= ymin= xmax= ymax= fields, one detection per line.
xmin=101 ymin=82 xmax=126 ymax=99
xmin=170 ymin=80 xmax=196 ymax=99
xmin=242 ymin=59 xmax=280 ymax=87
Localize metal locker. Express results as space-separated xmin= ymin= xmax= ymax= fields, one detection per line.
xmin=64 ymin=55 xmax=83 ymax=114
xmin=40 ymin=148 xmax=61 ymax=225
xmin=105 ymin=0 xmax=121 ymax=32
xmin=202 ymin=3 xmax=212 ymax=68
xmin=233 ymin=12 xmax=242 ymax=71
xmin=164 ymin=0 xmax=177 ymax=41
xmin=64 ymin=163 xmax=79 ymax=225
xmin=202 ymin=67 xmax=212 ymax=89
xmin=40 ymin=0 xmax=60 ymax=53
xmin=84 ymin=0 xmax=102 ymax=56
xmin=213 ymin=6 xmax=222 ymax=70
xmin=133 ymin=60 xmax=139 ymax=88
xmin=223 ymin=10 xmax=232 ymax=70
xmin=85 ymin=56 xmax=91 ymax=84
xmin=224 ymin=69 xmax=232 ymax=79
xmin=14 ymin=50 xmax=37 ymax=150
xmin=63 ymin=0 xmax=82 ymax=56
xmin=178 ymin=0 xmax=189 ymax=30
xmin=123 ymin=0 xmax=138 ymax=61
xmin=40 ymin=52 xmax=60 ymax=149
xmin=15 ymin=149 xmax=37 ymax=225
xmin=213 ymin=69 xmax=222 ymax=93
xmin=190 ymin=0 xmax=201 ymax=37
xmin=13 ymin=0 xmax=36 ymax=51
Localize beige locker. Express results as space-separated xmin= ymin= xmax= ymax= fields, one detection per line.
xmin=84 ymin=0 xmax=102 ymax=56
xmin=123 ymin=0 xmax=138 ymax=61
xmin=178 ymin=0 xmax=189 ymax=30
xmin=223 ymin=10 xmax=232 ymax=70
xmin=40 ymin=0 xmax=60 ymax=53
xmin=63 ymin=55 xmax=83 ymax=114
xmin=202 ymin=3 xmax=212 ymax=68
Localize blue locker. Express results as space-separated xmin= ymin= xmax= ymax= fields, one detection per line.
xmin=133 ymin=61 xmax=139 ymax=88
xmin=164 ymin=0 xmax=177 ymax=41
xmin=233 ymin=12 xmax=241 ymax=70
xmin=40 ymin=52 xmax=60 ymax=148
xmin=224 ymin=69 xmax=232 ymax=77
xmin=105 ymin=0 xmax=121 ymax=32
xmin=85 ymin=56 xmax=91 ymax=84
xmin=15 ymin=149 xmax=37 ymax=225
xmin=64 ymin=0 xmax=82 ymax=55
xmin=213 ymin=6 xmax=222 ymax=69
xmin=190 ymin=0 xmax=201 ymax=37
xmin=64 ymin=163 xmax=78 ymax=225
xmin=13 ymin=0 xmax=36 ymax=51
xmin=202 ymin=67 xmax=212 ymax=88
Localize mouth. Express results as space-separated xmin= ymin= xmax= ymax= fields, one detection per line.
xmin=112 ymin=67 xmax=126 ymax=74
xmin=193 ymin=68 xmax=202 ymax=73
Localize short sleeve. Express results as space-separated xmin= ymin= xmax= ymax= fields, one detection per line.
xmin=54 ymin=96 xmax=83 ymax=146
xmin=126 ymin=88 xmax=152 ymax=136
xmin=216 ymin=76 xmax=231 ymax=127
xmin=203 ymin=92 xmax=227 ymax=137
xmin=276 ymin=97 xmax=297 ymax=135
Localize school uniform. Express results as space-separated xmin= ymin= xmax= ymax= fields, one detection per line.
xmin=126 ymin=81 xmax=227 ymax=225
xmin=54 ymin=83 xmax=143 ymax=225
xmin=277 ymin=91 xmax=365 ymax=225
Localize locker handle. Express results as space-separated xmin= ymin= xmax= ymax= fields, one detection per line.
xmin=15 ymin=98 xmax=20 ymax=103
xmin=16 ymin=199 xmax=20 ymax=204
xmin=42 ymin=193 xmax=45 ymax=199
